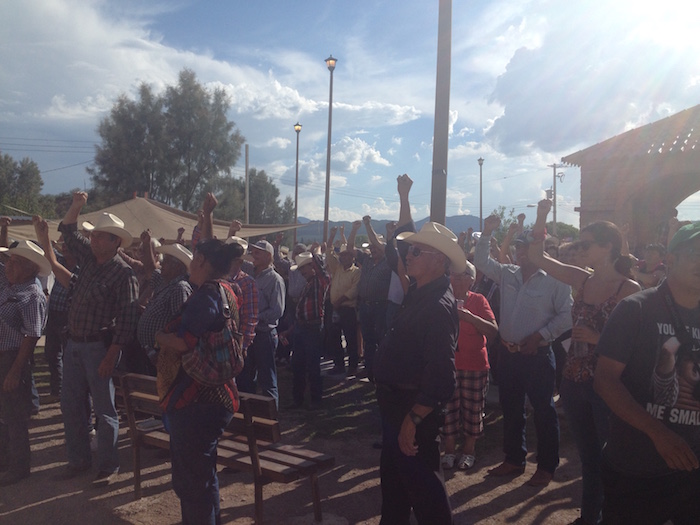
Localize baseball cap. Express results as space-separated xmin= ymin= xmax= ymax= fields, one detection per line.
xmin=667 ymin=221 xmax=700 ymax=253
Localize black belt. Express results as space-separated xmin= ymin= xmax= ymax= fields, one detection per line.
xmin=298 ymin=320 xmax=321 ymax=327
xmin=376 ymin=383 xmax=419 ymax=394
xmin=361 ymin=299 xmax=386 ymax=305
xmin=69 ymin=333 xmax=104 ymax=343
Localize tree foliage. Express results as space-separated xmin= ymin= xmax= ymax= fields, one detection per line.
xmin=0 ymin=152 xmax=53 ymax=216
xmin=89 ymin=68 xmax=245 ymax=212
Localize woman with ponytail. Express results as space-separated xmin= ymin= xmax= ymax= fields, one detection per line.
xmin=156 ymin=236 xmax=245 ymax=525
xmin=528 ymin=200 xmax=640 ymax=525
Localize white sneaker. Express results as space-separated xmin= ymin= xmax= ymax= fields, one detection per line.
xmin=89 ymin=429 xmax=98 ymax=452
xmin=458 ymin=454 xmax=475 ymax=470
xmin=441 ymin=453 xmax=456 ymax=469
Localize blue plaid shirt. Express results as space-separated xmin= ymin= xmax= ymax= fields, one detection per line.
xmin=0 ymin=264 xmax=47 ymax=351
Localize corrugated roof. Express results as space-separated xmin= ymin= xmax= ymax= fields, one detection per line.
xmin=563 ymin=104 xmax=700 ymax=166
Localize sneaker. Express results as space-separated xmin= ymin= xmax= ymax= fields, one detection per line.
xmin=458 ymin=454 xmax=476 ymax=470
xmin=89 ymin=429 xmax=98 ymax=452
xmin=441 ymin=453 xmax=456 ymax=469
xmin=93 ymin=468 xmax=119 ymax=487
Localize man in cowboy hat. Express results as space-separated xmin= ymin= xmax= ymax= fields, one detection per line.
xmin=288 ymin=251 xmax=329 ymax=410
xmin=136 ymin=234 xmax=194 ymax=373
xmin=372 ymin=174 xmax=461 ymax=524
xmin=0 ymin=221 xmax=50 ymax=485
xmin=474 ymin=215 xmax=572 ymax=487
xmin=57 ymin=191 xmax=140 ymax=484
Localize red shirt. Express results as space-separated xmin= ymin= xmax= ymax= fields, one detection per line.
xmin=455 ymin=291 xmax=494 ymax=371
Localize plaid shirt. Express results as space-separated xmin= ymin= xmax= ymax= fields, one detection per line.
xmin=0 ymin=265 xmax=47 ymax=351
xmin=47 ymin=251 xmax=72 ymax=312
xmin=296 ymin=270 xmax=330 ymax=324
xmin=58 ymin=222 xmax=140 ymax=346
xmin=228 ymin=269 xmax=259 ymax=350
xmin=137 ymin=271 xmax=192 ymax=351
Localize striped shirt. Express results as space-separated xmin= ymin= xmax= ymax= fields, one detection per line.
xmin=0 ymin=265 xmax=47 ymax=351
xmin=296 ymin=271 xmax=330 ymax=324
xmin=58 ymin=221 xmax=140 ymax=346
xmin=228 ymin=269 xmax=259 ymax=350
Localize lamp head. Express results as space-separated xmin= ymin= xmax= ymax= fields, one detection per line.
xmin=294 ymin=122 xmax=302 ymax=133
xmin=325 ymin=55 xmax=337 ymax=71
xmin=477 ymin=157 xmax=484 ymax=166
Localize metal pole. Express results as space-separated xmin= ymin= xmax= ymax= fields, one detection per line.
xmin=429 ymin=0 xmax=452 ymax=225
xmin=548 ymin=162 xmax=559 ymax=237
xmin=294 ymin=123 xmax=301 ymax=245
xmin=478 ymin=157 xmax=484 ymax=231
xmin=245 ymin=144 xmax=249 ymax=224
xmin=323 ymin=56 xmax=337 ymax=241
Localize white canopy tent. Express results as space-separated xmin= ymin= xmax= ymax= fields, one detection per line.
xmin=5 ymin=197 xmax=302 ymax=246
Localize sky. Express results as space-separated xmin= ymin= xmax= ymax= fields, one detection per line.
xmin=2 ymin=0 xmax=700 ymax=228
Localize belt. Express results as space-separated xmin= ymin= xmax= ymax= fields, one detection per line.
xmin=298 ymin=319 xmax=322 ymax=327
xmin=502 ymin=341 xmax=551 ymax=355
xmin=69 ymin=333 xmax=104 ymax=343
xmin=376 ymin=383 xmax=420 ymax=394
xmin=361 ymin=299 xmax=386 ymax=305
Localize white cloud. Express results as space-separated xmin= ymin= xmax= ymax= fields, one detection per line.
xmin=331 ymin=136 xmax=391 ymax=174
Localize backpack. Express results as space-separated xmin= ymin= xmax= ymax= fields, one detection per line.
xmin=180 ymin=279 xmax=245 ymax=387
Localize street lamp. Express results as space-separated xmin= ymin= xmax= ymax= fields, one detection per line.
xmin=323 ymin=54 xmax=337 ymax=241
xmin=478 ymin=157 xmax=484 ymax=231
xmin=547 ymin=163 xmax=566 ymax=237
xmin=293 ymin=122 xmax=302 ymax=245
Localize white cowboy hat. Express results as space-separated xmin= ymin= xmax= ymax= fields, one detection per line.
xmin=225 ymin=235 xmax=249 ymax=251
xmin=290 ymin=251 xmax=314 ymax=271
xmin=396 ymin=222 xmax=467 ymax=274
xmin=156 ymin=243 xmax=193 ymax=268
xmin=0 ymin=240 xmax=52 ymax=277
xmin=92 ymin=213 xmax=133 ymax=247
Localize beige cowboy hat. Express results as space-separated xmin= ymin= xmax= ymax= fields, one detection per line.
xmin=290 ymin=251 xmax=314 ymax=271
xmin=396 ymin=222 xmax=467 ymax=274
xmin=92 ymin=213 xmax=133 ymax=247
xmin=0 ymin=239 xmax=52 ymax=277
xmin=225 ymin=235 xmax=249 ymax=251
xmin=156 ymin=243 xmax=193 ymax=268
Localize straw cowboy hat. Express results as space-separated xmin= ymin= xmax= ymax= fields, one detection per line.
xmin=225 ymin=236 xmax=249 ymax=251
xmin=396 ymin=222 xmax=467 ymax=274
xmin=290 ymin=251 xmax=314 ymax=271
xmin=0 ymin=240 xmax=52 ymax=277
xmin=91 ymin=213 xmax=133 ymax=247
xmin=156 ymin=243 xmax=193 ymax=268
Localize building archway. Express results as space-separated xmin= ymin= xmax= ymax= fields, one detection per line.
xmin=563 ymin=104 xmax=700 ymax=252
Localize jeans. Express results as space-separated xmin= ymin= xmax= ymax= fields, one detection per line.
xmin=328 ymin=306 xmax=359 ymax=370
xmin=165 ymin=403 xmax=233 ymax=525
xmin=498 ymin=346 xmax=559 ymax=473
xmin=358 ymin=300 xmax=387 ymax=379
xmin=44 ymin=309 xmax=68 ymax=395
xmin=292 ymin=324 xmax=323 ymax=404
xmin=377 ymin=389 xmax=453 ymax=525
xmin=0 ymin=350 xmax=32 ymax=477
xmin=237 ymin=329 xmax=279 ymax=407
xmin=62 ymin=340 xmax=120 ymax=473
xmin=561 ymin=378 xmax=609 ymax=525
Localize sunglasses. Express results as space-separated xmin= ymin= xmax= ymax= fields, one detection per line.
xmin=408 ymin=246 xmax=441 ymax=257
xmin=677 ymin=246 xmax=700 ymax=261
xmin=579 ymin=240 xmax=594 ymax=250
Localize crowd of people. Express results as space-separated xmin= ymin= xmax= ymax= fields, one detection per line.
xmin=0 ymin=178 xmax=699 ymax=525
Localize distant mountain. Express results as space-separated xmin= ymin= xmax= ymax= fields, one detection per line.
xmin=293 ymin=215 xmax=481 ymax=245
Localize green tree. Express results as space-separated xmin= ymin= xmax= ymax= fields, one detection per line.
xmin=89 ymin=68 xmax=245 ymax=212
xmin=0 ymin=152 xmax=48 ymax=215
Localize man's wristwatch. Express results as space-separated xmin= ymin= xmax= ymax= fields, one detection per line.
xmin=408 ymin=410 xmax=423 ymax=426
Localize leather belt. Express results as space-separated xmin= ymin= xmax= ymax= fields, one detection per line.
xmin=69 ymin=333 xmax=104 ymax=343
xmin=502 ymin=340 xmax=551 ymax=354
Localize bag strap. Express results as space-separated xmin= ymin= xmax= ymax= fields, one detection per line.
xmin=216 ymin=281 xmax=232 ymax=320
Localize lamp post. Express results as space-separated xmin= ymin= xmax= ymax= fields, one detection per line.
xmin=547 ymin=162 xmax=566 ymax=237
xmin=293 ymin=122 xmax=302 ymax=245
xmin=478 ymin=157 xmax=484 ymax=231
xmin=323 ymin=55 xmax=337 ymax=241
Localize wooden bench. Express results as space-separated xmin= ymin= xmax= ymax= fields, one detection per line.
xmin=116 ymin=372 xmax=335 ymax=524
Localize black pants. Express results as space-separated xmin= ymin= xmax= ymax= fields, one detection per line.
xmin=377 ymin=387 xmax=453 ymax=525
xmin=328 ymin=306 xmax=359 ymax=370
xmin=0 ymin=350 xmax=32 ymax=477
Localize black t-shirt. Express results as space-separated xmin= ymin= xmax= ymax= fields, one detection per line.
xmin=597 ymin=286 xmax=700 ymax=476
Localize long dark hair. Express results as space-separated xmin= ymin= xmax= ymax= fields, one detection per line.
xmin=195 ymin=238 xmax=243 ymax=278
xmin=581 ymin=221 xmax=634 ymax=279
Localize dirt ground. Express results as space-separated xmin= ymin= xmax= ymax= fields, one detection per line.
xmin=0 ymin=370 xmax=584 ymax=525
